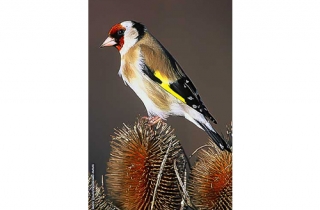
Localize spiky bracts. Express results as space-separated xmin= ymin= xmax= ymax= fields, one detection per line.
xmin=88 ymin=174 xmax=120 ymax=210
xmin=106 ymin=118 xmax=185 ymax=210
xmin=188 ymin=141 xmax=232 ymax=210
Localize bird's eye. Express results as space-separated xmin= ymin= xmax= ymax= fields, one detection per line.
xmin=117 ymin=30 xmax=124 ymax=36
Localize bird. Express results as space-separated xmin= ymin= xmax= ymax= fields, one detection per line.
xmin=100 ymin=20 xmax=231 ymax=152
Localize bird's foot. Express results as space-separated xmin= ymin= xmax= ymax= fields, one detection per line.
xmin=141 ymin=116 xmax=162 ymax=126
xmin=149 ymin=116 xmax=162 ymax=125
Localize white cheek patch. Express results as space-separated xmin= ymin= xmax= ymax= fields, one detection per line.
xmin=119 ymin=35 xmax=138 ymax=55
xmin=119 ymin=21 xmax=139 ymax=55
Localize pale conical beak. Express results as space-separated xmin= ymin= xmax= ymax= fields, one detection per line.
xmin=100 ymin=37 xmax=117 ymax=48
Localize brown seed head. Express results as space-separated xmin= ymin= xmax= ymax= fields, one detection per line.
xmin=106 ymin=118 xmax=185 ymax=210
xmin=188 ymin=140 xmax=232 ymax=210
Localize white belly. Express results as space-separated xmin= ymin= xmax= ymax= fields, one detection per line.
xmin=131 ymin=78 xmax=172 ymax=119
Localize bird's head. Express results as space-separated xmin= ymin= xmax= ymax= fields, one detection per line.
xmin=100 ymin=21 xmax=146 ymax=54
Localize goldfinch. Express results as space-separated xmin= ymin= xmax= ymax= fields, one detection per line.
xmin=101 ymin=21 xmax=231 ymax=152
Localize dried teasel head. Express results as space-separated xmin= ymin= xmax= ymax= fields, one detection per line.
xmin=106 ymin=118 xmax=185 ymax=210
xmin=188 ymin=140 xmax=232 ymax=210
xmin=88 ymin=174 xmax=120 ymax=210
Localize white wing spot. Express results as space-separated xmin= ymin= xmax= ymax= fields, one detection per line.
xmin=187 ymin=96 xmax=194 ymax=100
xmin=192 ymin=105 xmax=197 ymax=108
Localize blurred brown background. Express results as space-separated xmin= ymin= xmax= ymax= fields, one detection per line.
xmin=89 ymin=0 xmax=232 ymax=180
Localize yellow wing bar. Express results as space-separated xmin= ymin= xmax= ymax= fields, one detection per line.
xmin=154 ymin=71 xmax=186 ymax=103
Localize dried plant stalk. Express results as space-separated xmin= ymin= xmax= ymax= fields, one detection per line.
xmin=188 ymin=141 xmax=232 ymax=210
xmin=106 ymin=118 xmax=185 ymax=210
xmin=174 ymin=159 xmax=195 ymax=209
xmin=222 ymin=122 xmax=233 ymax=150
xmin=151 ymin=134 xmax=173 ymax=210
xmin=88 ymin=174 xmax=120 ymax=210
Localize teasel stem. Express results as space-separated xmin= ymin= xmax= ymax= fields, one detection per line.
xmin=174 ymin=159 xmax=196 ymax=210
xmin=151 ymin=134 xmax=173 ymax=210
xmin=179 ymin=160 xmax=188 ymax=210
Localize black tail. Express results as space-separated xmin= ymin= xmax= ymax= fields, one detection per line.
xmin=197 ymin=121 xmax=232 ymax=153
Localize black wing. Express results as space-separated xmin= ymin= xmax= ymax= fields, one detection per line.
xmin=170 ymin=75 xmax=217 ymax=124
xmin=142 ymin=63 xmax=217 ymax=124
